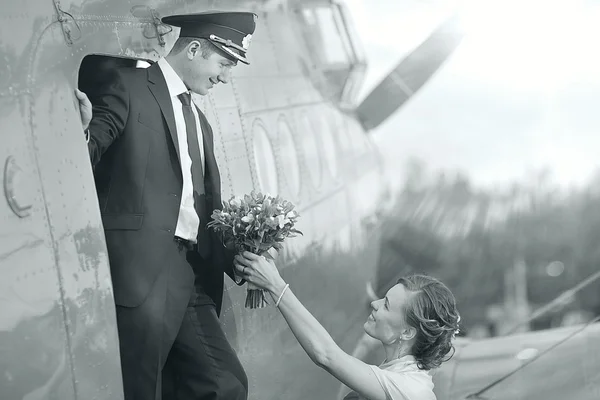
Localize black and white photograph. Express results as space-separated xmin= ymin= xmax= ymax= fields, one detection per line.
xmin=1 ymin=0 xmax=599 ymax=399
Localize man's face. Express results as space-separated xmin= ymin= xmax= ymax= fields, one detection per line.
xmin=183 ymin=41 xmax=237 ymax=95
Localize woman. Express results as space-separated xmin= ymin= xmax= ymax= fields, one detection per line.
xmin=234 ymin=252 xmax=460 ymax=400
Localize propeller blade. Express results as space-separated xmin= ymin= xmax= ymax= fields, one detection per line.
xmin=356 ymin=14 xmax=464 ymax=131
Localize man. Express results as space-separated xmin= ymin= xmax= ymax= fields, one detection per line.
xmin=75 ymin=11 xmax=257 ymax=400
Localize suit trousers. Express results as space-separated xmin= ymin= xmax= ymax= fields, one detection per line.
xmin=115 ymin=240 xmax=248 ymax=400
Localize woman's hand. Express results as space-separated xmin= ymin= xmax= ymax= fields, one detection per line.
xmin=234 ymin=251 xmax=286 ymax=294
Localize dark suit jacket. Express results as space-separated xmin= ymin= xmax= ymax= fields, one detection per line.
xmin=87 ymin=62 xmax=237 ymax=315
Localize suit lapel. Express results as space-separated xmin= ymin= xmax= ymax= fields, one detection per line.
xmin=146 ymin=63 xmax=180 ymax=163
xmin=146 ymin=65 xmax=219 ymax=200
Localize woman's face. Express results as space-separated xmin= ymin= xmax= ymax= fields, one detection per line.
xmin=364 ymin=284 xmax=414 ymax=344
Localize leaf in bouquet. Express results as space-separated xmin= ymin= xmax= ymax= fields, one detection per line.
xmin=289 ymin=228 xmax=303 ymax=236
xmin=257 ymin=242 xmax=273 ymax=252
xmin=207 ymin=211 xmax=229 ymax=230
xmin=257 ymin=228 xmax=265 ymax=242
xmin=273 ymin=231 xmax=285 ymax=241
xmin=253 ymin=238 xmax=262 ymax=253
xmin=206 ymin=219 xmax=216 ymax=229
xmin=242 ymin=238 xmax=256 ymax=250
xmin=209 ymin=210 xmax=221 ymax=223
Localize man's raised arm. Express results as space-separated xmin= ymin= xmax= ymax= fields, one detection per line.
xmin=74 ymin=70 xmax=129 ymax=166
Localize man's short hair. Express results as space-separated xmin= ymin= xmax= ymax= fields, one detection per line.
xmin=169 ymin=37 xmax=215 ymax=58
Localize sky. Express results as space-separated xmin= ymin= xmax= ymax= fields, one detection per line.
xmin=343 ymin=0 xmax=600 ymax=190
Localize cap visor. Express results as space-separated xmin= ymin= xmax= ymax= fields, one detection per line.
xmin=216 ymin=44 xmax=250 ymax=65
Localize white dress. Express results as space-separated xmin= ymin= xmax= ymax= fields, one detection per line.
xmin=343 ymin=355 xmax=436 ymax=400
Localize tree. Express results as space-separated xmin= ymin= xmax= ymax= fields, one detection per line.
xmin=378 ymin=164 xmax=600 ymax=334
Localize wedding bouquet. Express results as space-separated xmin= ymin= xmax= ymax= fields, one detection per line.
xmin=207 ymin=191 xmax=302 ymax=308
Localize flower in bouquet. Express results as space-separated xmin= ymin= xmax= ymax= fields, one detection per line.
xmin=207 ymin=191 xmax=302 ymax=308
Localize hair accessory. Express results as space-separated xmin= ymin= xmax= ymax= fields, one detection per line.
xmin=452 ymin=314 xmax=461 ymax=339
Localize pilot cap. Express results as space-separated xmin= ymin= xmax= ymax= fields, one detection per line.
xmin=162 ymin=11 xmax=257 ymax=65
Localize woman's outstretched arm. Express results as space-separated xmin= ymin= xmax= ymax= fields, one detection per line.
xmin=235 ymin=252 xmax=387 ymax=400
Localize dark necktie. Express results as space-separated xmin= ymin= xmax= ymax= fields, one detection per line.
xmin=178 ymin=92 xmax=205 ymax=195
xmin=178 ymin=92 xmax=210 ymax=258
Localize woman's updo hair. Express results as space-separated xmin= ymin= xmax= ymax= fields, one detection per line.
xmin=397 ymin=274 xmax=460 ymax=371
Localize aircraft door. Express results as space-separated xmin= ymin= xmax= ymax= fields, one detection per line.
xmin=0 ymin=90 xmax=91 ymax=398
xmin=0 ymin=55 xmax=124 ymax=398
xmin=32 ymin=77 xmax=123 ymax=399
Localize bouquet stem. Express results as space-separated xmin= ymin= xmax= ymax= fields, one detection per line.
xmin=245 ymin=282 xmax=268 ymax=309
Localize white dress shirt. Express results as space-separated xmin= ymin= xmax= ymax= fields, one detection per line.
xmin=157 ymin=58 xmax=205 ymax=243
xmin=344 ymin=356 xmax=436 ymax=400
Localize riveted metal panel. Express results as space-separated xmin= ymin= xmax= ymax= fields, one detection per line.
xmin=0 ymin=93 xmax=79 ymax=399
xmin=1 ymin=2 xmax=389 ymax=400
xmin=29 ymin=34 xmax=123 ymax=400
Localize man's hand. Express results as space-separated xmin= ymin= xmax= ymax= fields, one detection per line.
xmin=74 ymin=89 xmax=92 ymax=130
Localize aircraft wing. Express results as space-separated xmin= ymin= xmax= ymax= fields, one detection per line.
xmin=355 ymin=14 xmax=464 ymax=131
xmin=433 ymin=322 xmax=600 ymax=400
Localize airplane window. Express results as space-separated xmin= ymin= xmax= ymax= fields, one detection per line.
xmin=277 ymin=117 xmax=302 ymax=199
xmin=251 ymin=120 xmax=279 ymax=195
xmin=301 ymin=7 xmax=351 ymax=65
xmin=295 ymin=2 xmax=367 ymax=108
xmin=336 ymin=2 xmax=366 ymax=63
xmin=299 ymin=112 xmax=323 ymax=190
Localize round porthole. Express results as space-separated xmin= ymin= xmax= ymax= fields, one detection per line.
xmin=252 ymin=120 xmax=278 ymax=195
xmin=277 ymin=117 xmax=301 ymax=198
xmin=299 ymin=112 xmax=323 ymax=189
